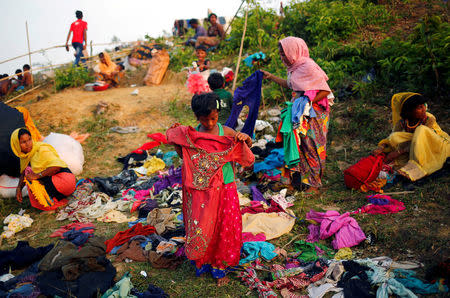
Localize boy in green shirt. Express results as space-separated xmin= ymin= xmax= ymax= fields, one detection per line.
xmin=207 ymin=73 xmax=233 ymax=125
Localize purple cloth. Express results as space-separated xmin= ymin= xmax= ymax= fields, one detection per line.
xmin=138 ymin=199 xmax=159 ymax=218
xmin=250 ymin=185 xmax=267 ymax=203
xmin=225 ymin=71 xmax=263 ymax=136
xmin=368 ymin=197 xmax=390 ymax=205
xmin=194 ymin=26 xmax=207 ymax=39
xmin=307 ymin=224 xmax=320 ymax=242
xmin=153 ymin=167 xmax=182 ymax=194
xmin=306 ymin=210 xmax=366 ymax=249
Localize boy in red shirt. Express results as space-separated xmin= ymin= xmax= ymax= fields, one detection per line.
xmin=65 ymin=10 xmax=87 ymax=66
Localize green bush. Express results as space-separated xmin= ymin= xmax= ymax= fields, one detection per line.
xmin=54 ymin=66 xmax=94 ymax=91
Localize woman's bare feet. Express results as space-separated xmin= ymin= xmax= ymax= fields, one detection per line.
xmin=217 ymin=276 xmax=230 ymax=287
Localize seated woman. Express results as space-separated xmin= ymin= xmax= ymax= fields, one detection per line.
xmin=374 ymin=93 xmax=449 ymax=181
xmin=195 ymin=13 xmax=225 ymax=48
xmin=12 ymin=128 xmax=76 ymax=211
xmin=95 ymin=52 xmax=124 ymax=86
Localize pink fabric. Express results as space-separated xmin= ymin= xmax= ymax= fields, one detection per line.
xmin=50 ymin=222 xmax=95 ymax=238
xmin=187 ymin=73 xmax=211 ymax=95
xmin=304 ymin=90 xmax=329 ymax=112
xmin=306 ymin=210 xmax=366 ymax=249
xmin=306 ymin=224 xmax=320 ymax=242
xmin=352 ymin=195 xmax=406 ymax=215
xmin=280 ymin=37 xmax=331 ymax=92
xmin=242 ymin=232 xmax=266 ymax=243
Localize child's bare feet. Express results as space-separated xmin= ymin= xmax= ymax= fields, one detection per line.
xmin=217 ymin=276 xmax=230 ymax=287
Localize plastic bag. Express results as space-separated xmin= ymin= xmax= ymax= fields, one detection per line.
xmin=0 ymin=175 xmax=28 ymax=198
xmin=43 ymin=133 xmax=84 ymax=175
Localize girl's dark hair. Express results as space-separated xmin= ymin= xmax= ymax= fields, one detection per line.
xmin=191 ymin=93 xmax=220 ymax=117
xmin=18 ymin=128 xmax=31 ymax=139
xmin=400 ymin=94 xmax=427 ymax=119
xmin=208 ymin=13 xmax=218 ymax=21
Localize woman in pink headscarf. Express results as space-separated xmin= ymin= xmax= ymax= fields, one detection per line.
xmin=262 ymin=37 xmax=332 ymax=194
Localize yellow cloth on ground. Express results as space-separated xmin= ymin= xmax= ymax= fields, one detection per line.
xmin=334 ymin=247 xmax=353 ymax=260
xmin=15 ymin=107 xmax=43 ymax=141
xmin=242 ymin=210 xmax=295 ymax=240
xmin=1 ymin=214 xmax=33 ymax=239
xmin=10 ymin=128 xmax=67 ymax=173
xmin=143 ymin=157 xmax=166 ymax=176
xmin=378 ymin=93 xmax=450 ymax=181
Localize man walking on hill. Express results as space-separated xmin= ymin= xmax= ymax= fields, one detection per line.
xmin=65 ymin=10 xmax=88 ymax=66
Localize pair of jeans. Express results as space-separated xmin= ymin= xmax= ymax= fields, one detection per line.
xmin=72 ymin=42 xmax=85 ymax=66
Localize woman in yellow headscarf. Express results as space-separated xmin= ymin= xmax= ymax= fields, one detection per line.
xmin=374 ymin=93 xmax=449 ymax=181
xmin=11 ymin=128 xmax=76 ymax=211
xmin=94 ymin=52 xmax=124 ymax=86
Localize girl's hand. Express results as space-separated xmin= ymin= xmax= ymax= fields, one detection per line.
xmin=25 ymin=171 xmax=39 ymax=181
xmin=16 ymin=189 xmax=23 ymax=203
xmin=260 ymin=70 xmax=272 ymax=80
xmin=235 ymin=132 xmax=252 ymax=147
xmin=170 ymin=123 xmax=181 ymax=129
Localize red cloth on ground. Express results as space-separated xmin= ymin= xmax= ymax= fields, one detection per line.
xmin=241 ymin=201 xmax=285 ymax=215
xmin=166 ymin=125 xmax=255 ymax=269
xmin=242 ymin=232 xmax=266 ymax=242
xmin=70 ymin=20 xmax=88 ymax=44
xmin=50 ymin=222 xmax=95 ymax=238
xmin=104 ymin=223 xmax=156 ymax=253
xmin=352 ymin=195 xmax=405 ymax=215
xmin=132 ymin=133 xmax=168 ymax=154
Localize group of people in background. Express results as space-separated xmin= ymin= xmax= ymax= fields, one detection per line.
xmin=0 ymin=64 xmax=33 ymax=97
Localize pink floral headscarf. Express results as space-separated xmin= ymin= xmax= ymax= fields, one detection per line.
xmin=280 ymin=36 xmax=331 ymax=92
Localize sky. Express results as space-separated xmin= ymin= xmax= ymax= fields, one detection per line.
xmin=0 ymin=0 xmax=286 ymax=75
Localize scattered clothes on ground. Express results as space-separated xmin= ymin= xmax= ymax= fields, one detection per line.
xmin=146 ymin=208 xmax=177 ymax=234
xmin=334 ymin=247 xmax=353 ymax=260
xmin=336 ymin=261 xmax=374 ymax=298
xmin=105 ymin=223 xmax=156 ymax=253
xmin=117 ymin=152 xmax=149 ymax=171
xmin=253 ymin=148 xmax=284 ymax=175
xmin=138 ymin=199 xmax=159 ymax=218
xmin=293 ymin=240 xmax=335 ymax=262
xmin=162 ymin=151 xmax=178 ymax=166
xmin=50 ymin=222 xmax=95 ymax=238
xmin=97 ymin=210 xmax=138 ymax=223
xmin=102 ymin=272 xmax=133 ymax=298
xmin=306 ymin=209 xmax=366 ymax=249
xmin=239 ymin=241 xmax=278 ymax=265
xmin=352 ymin=194 xmax=405 ymax=215
xmin=313 ymin=261 xmax=345 ymax=286
xmin=238 ymin=268 xmax=278 ymax=298
xmin=242 ymin=209 xmax=296 ymax=240
xmin=134 ymin=157 xmax=166 ymax=176
xmin=131 ymin=284 xmax=169 ymax=298
xmin=242 ymin=232 xmax=266 ymax=242
xmin=0 ymin=241 xmax=53 ymax=275
xmin=1 ymin=213 xmax=33 ymax=238
xmin=92 ymin=170 xmax=138 ymax=196
xmin=394 ymin=268 xmax=448 ymax=295
xmin=62 ymin=227 xmax=93 ymax=246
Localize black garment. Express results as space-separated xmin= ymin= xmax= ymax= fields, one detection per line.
xmin=0 ymin=103 xmax=25 ymax=176
xmin=37 ymin=256 xmax=116 ymax=298
xmin=92 ymin=170 xmax=138 ymax=196
xmin=0 ymin=241 xmax=53 ymax=275
xmin=39 ymin=167 xmax=72 ymax=199
xmin=131 ymin=284 xmax=169 ymax=298
xmin=0 ymin=262 xmax=39 ymax=292
xmin=117 ymin=152 xmax=148 ymax=170
xmin=337 ymin=261 xmax=375 ymax=298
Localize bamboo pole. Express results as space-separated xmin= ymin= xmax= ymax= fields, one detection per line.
xmin=232 ymin=5 xmax=249 ymax=92
xmin=4 ymin=84 xmax=42 ymax=104
xmin=224 ymin=0 xmax=246 ymax=34
xmin=25 ymin=21 xmax=33 ymax=87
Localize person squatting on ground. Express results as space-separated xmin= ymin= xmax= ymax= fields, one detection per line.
xmin=12 ymin=128 xmax=76 ymax=211
xmin=95 ymin=52 xmax=124 ymax=87
xmin=373 ymin=92 xmax=450 ymax=181
xmin=262 ymin=36 xmax=332 ymax=195
xmin=166 ymin=92 xmax=254 ymax=286
xmin=195 ymin=13 xmax=225 ymax=48
xmin=66 ymin=10 xmax=88 ymax=66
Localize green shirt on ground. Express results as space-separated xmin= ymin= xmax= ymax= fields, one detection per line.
xmin=214 ymin=88 xmax=233 ymax=125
